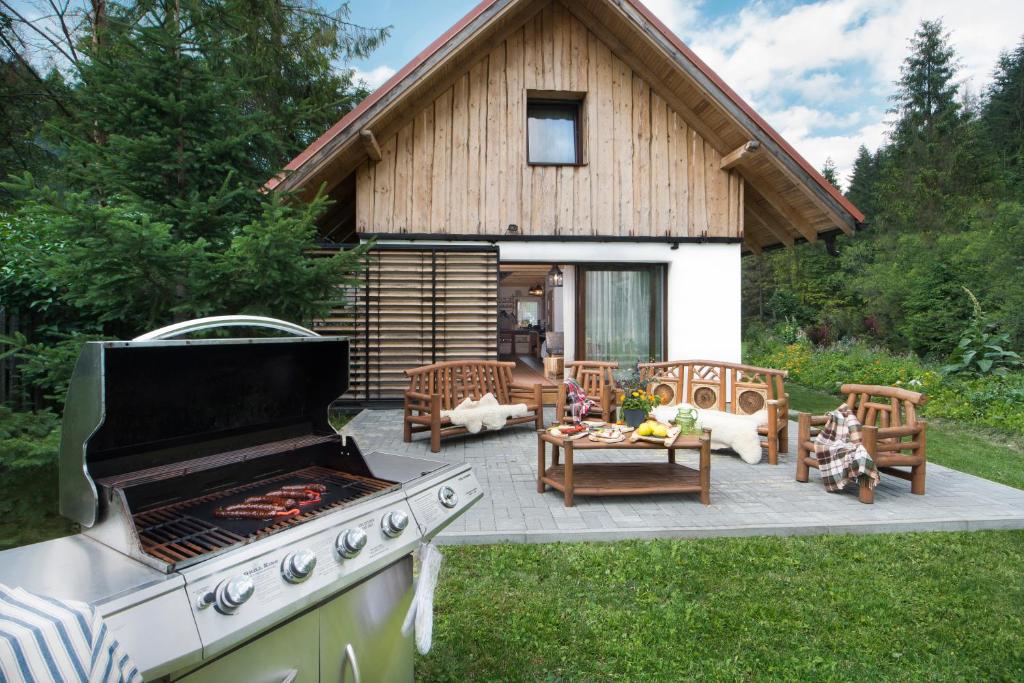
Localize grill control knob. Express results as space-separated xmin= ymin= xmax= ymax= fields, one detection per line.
xmin=381 ymin=510 xmax=409 ymax=538
xmin=336 ymin=528 xmax=368 ymax=559
xmin=438 ymin=485 xmax=459 ymax=509
xmin=281 ymin=549 xmax=317 ymax=584
xmin=215 ymin=575 xmax=254 ymax=614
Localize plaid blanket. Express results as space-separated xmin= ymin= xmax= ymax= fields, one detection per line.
xmin=813 ymin=403 xmax=880 ymax=492
xmin=563 ymin=378 xmax=594 ymax=421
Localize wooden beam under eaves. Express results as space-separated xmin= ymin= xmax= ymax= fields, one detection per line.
xmin=360 ymin=129 xmax=383 ymax=162
xmin=721 ymin=141 xmax=760 ymax=170
xmin=744 ymin=235 xmax=763 ymax=255
xmin=743 ymin=176 xmax=818 ymax=243
xmin=747 ymin=202 xmax=794 ymax=247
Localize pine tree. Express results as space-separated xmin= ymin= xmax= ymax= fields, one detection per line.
xmin=845 ymin=145 xmax=877 ymax=219
xmin=820 ymin=157 xmax=840 ymax=190
xmin=8 ymin=0 xmax=378 ymax=342
xmin=982 ymin=36 xmax=1024 ymax=183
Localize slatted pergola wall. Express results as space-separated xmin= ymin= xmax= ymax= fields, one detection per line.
xmin=317 ymin=246 xmax=499 ymax=401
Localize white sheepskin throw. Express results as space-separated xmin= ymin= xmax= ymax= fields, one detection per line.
xmin=652 ymin=404 xmax=768 ymax=464
xmin=441 ymin=393 xmax=528 ymax=434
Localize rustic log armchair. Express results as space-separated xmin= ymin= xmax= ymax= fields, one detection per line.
xmin=796 ymin=384 xmax=927 ymax=504
xmin=553 ymin=361 xmax=619 ymax=423
xmin=403 ymin=360 xmax=544 ymax=453
xmin=638 ymin=360 xmax=789 ymax=464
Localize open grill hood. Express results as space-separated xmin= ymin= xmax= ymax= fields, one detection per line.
xmin=60 ymin=323 xmax=350 ymax=529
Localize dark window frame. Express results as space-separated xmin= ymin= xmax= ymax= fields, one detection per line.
xmin=526 ymin=99 xmax=583 ymax=167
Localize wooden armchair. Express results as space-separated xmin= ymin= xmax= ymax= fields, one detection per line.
xmin=403 ymin=360 xmax=544 ymax=453
xmin=638 ymin=360 xmax=789 ymax=464
xmin=553 ymin=361 xmax=619 ymax=422
xmin=796 ymin=384 xmax=927 ymax=504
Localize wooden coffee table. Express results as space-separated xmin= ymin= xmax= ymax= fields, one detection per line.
xmin=537 ymin=428 xmax=711 ymax=507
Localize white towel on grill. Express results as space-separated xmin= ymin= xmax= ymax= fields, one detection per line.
xmin=441 ymin=393 xmax=528 ymax=433
xmin=0 ymin=583 xmax=141 ymax=683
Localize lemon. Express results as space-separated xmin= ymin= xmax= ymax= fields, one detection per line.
xmin=652 ymin=424 xmax=668 ymax=438
xmin=636 ymin=423 xmax=653 ymax=437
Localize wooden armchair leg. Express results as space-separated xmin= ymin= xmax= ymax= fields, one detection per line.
xmin=858 ymin=479 xmax=875 ymax=504
xmin=778 ymin=404 xmax=790 ymax=454
xmin=533 ymin=383 xmax=544 ymax=430
xmin=403 ymin=405 xmax=413 ymax=443
xmin=766 ymin=405 xmax=779 ymax=465
xmin=795 ymin=413 xmax=811 ymax=482
xmin=600 ymin=385 xmax=611 ymax=423
xmin=912 ymin=422 xmax=927 ymax=495
xmin=429 ymin=393 xmax=442 ymax=453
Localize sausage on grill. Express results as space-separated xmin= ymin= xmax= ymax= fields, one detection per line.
xmin=265 ymin=488 xmax=320 ymax=503
xmin=214 ymin=503 xmax=283 ymax=519
xmin=281 ymin=483 xmax=327 ymax=493
xmin=244 ymin=495 xmax=298 ymax=508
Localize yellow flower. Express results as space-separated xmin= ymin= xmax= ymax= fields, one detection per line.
xmin=631 ymin=391 xmax=640 ymax=397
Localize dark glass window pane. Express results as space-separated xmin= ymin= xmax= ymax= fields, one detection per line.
xmin=527 ymin=103 xmax=578 ymax=164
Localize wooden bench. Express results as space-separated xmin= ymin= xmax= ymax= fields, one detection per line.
xmin=796 ymin=384 xmax=927 ymax=504
xmin=403 ymin=360 xmax=544 ymax=453
xmin=638 ymin=360 xmax=789 ymax=465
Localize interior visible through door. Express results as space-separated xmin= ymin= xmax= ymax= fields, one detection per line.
xmin=498 ymin=263 xmax=565 ymax=393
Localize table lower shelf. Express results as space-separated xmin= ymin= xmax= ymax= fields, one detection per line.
xmin=541 ymin=462 xmax=706 ymax=498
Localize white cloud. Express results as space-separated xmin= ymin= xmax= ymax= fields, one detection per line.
xmin=353 ymin=65 xmax=397 ymax=90
xmin=646 ymin=0 xmax=1024 ymax=187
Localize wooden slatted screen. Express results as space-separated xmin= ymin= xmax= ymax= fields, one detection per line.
xmin=316 ymin=247 xmax=498 ymax=401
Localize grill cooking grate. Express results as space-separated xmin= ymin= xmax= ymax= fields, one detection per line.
xmin=133 ymin=466 xmax=396 ymax=566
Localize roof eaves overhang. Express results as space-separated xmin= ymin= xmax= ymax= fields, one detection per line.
xmin=266 ymin=0 xmax=513 ymax=194
xmin=613 ymin=0 xmax=864 ymax=230
xmin=271 ymin=0 xmax=864 ymax=235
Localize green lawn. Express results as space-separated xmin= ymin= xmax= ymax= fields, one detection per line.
xmin=419 ymin=532 xmax=1024 ymax=682
xmin=786 ymin=384 xmax=1024 ymax=490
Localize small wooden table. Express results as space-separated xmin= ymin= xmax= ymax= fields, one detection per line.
xmin=537 ymin=428 xmax=711 ymax=507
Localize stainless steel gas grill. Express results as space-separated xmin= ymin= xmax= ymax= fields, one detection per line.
xmin=0 ymin=316 xmax=482 ymax=682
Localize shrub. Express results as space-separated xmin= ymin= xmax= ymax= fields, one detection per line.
xmin=0 ymin=406 xmax=61 ymax=469
xmin=744 ymin=335 xmax=1024 ymax=436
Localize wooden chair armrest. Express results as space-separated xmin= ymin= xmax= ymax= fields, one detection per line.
xmin=509 ymin=381 xmax=540 ymax=391
xmin=404 ymin=390 xmax=432 ymax=402
xmin=875 ymin=424 xmax=923 ymax=439
xmin=796 ymin=412 xmax=828 ymax=440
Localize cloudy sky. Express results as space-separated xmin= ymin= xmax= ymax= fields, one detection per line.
xmin=349 ymin=0 xmax=1024 ymax=189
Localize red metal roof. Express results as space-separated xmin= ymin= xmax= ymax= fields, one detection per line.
xmin=271 ymin=0 xmax=864 ymax=224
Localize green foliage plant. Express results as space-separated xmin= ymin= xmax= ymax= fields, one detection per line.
xmin=942 ymin=288 xmax=1023 ymax=377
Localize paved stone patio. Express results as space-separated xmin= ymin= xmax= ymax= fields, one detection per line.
xmin=344 ymin=409 xmax=1024 ymax=544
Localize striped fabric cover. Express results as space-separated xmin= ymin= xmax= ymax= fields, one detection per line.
xmin=0 ymin=584 xmax=140 ymax=683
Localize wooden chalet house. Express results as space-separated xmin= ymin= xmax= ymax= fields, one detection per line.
xmin=269 ymin=0 xmax=864 ymax=402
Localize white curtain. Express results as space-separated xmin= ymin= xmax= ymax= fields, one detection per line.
xmin=584 ymin=269 xmax=660 ymax=364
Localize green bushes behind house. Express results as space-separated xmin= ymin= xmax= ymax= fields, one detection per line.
xmin=745 ymin=337 xmax=1024 ymax=436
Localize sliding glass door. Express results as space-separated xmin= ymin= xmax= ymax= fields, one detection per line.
xmin=577 ymin=265 xmax=665 ymax=365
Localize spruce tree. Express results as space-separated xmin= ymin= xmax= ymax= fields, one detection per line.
xmin=982 ymin=36 xmax=1024 ymax=184
xmin=820 ymin=157 xmax=840 ymax=190
xmin=6 ymin=0 xmax=379 ymax=342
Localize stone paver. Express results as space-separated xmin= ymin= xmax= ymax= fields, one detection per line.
xmin=343 ymin=409 xmax=1024 ymax=544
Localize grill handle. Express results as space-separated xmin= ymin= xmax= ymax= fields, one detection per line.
xmin=340 ymin=643 xmax=361 ymax=683
xmin=133 ymin=315 xmax=318 ymax=341
xmin=278 ymin=670 xmax=298 ymax=683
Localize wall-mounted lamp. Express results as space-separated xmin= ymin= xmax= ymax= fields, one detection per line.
xmin=528 ymin=284 xmax=544 ymax=297
xmin=546 ymin=264 xmax=563 ymax=287
xmin=506 ymin=224 xmax=519 ymax=235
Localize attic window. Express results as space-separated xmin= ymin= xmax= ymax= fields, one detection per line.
xmin=527 ymin=100 xmax=581 ymax=165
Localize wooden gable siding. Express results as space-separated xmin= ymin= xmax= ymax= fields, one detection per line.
xmin=354 ymin=3 xmax=741 ymax=239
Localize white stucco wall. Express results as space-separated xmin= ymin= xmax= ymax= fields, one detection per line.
xmin=371 ymin=239 xmax=742 ymax=365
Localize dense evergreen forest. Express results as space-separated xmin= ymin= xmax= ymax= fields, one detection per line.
xmin=745 ymin=21 xmax=1024 ymax=367
xmin=1 ymin=0 xmax=386 ymax=414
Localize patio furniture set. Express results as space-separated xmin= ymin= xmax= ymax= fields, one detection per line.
xmin=401 ymin=359 xmax=928 ymax=508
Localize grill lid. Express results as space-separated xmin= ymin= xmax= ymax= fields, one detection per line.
xmin=60 ymin=316 xmax=349 ymax=527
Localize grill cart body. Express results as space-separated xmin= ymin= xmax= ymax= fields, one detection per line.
xmin=0 ymin=316 xmax=482 ymax=681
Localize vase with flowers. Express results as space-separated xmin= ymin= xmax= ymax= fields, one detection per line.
xmin=620 ymin=386 xmax=661 ymax=427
